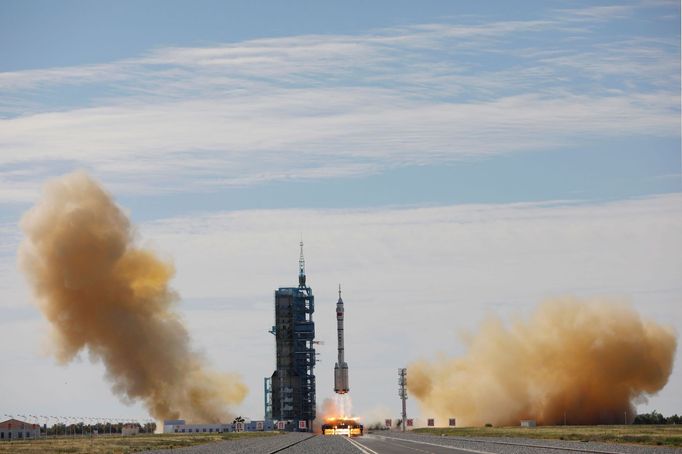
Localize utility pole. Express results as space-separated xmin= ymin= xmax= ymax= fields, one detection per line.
xmin=398 ymin=368 xmax=407 ymax=432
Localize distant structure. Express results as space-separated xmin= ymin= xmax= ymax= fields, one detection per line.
xmin=163 ymin=419 xmax=273 ymax=434
xmin=264 ymin=377 xmax=273 ymax=420
xmin=0 ymin=418 xmax=40 ymax=440
xmin=269 ymin=242 xmax=316 ymax=432
xmin=399 ymin=368 xmax=408 ymax=432
xmin=121 ymin=423 xmax=140 ymax=436
xmin=334 ymin=285 xmax=349 ymax=394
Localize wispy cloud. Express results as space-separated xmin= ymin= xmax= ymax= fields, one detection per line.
xmin=0 ymin=2 xmax=678 ymax=202
xmin=555 ymin=4 xmax=638 ymax=21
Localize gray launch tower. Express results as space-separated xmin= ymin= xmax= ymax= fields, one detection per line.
xmin=270 ymin=243 xmax=316 ymax=431
xmin=334 ymin=285 xmax=349 ymax=394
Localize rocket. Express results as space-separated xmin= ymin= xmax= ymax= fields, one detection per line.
xmin=334 ymin=285 xmax=349 ymax=394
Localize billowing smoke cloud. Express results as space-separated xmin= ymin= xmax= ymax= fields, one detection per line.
xmin=19 ymin=171 xmax=247 ymax=423
xmin=320 ymin=394 xmax=353 ymax=420
xmin=409 ymin=297 xmax=676 ymax=426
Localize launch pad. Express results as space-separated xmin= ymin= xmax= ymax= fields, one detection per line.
xmin=321 ymin=417 xmax=363 ymax=437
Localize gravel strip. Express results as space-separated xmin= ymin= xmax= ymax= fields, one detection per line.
xmin=141 ymin=432 xmax=312 ymax=454
xmin=378 ymin=432 xmax=682 ymax=454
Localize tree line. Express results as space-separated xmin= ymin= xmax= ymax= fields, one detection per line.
xmin=44 ymin=421 xmax=157 ymax=435
xmin=633 ymin=411 xmax=681 ymax=425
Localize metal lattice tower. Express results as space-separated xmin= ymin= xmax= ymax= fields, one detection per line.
xmin=399 ymin=368 xmax=407 ymax=432
xmin=264 ymin=377 xmax=273 ymax=420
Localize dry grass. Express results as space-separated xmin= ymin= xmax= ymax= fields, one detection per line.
xmin=411 ymin=425 xmax=682 ymax=447
xmin=0 ymin=431 xmax=281 ymax=454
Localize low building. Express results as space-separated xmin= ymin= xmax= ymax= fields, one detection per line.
xmin=122 ymin=423 xmax=140 ymax=436
xmin=0 ymin=419 xmax=41 ymax=441
xmin=163 ymin=419 xmax=186 ymax=433
xmin=163 ymin=419 xmax=274 ymax=434
xmin=520 ymin=420 xmax=537 ymax=427
xmin=246 ymin=420 xmax=273 ymax=431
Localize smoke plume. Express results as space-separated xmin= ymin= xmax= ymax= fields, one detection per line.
xmin=320 ymin=394 xmax=353 ymax=420
xmin=409 ymin=297 xmax=676 ymax=426
xmin=19 ymin=171 xmax=247 ymax=423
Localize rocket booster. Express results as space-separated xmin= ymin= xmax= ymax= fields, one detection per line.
xmin=334 ymin=285 xmax=349 ymax=394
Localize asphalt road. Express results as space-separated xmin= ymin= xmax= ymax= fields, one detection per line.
xmin=143 ymin=432 xmax=682 ymax=454
xmin=355 ymin=432 xmax=682 ymax=454
xmin=351 ymin=433 xmax=488 ymax=453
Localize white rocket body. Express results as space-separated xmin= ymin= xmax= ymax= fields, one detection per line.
xmin=334 ymin=289 xmax=349 ymax=394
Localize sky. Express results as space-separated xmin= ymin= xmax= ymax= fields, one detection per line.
xmin=0 ymin=0 xmax=680 ymax=426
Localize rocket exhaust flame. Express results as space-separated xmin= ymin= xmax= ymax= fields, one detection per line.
xmin=321 ymin=394 xmax=354 ymax=420
xmin=320 ymin=395 xmax=362 ymax=436
xmin=19 ymin=171 xmax=247 ymax=423
xmin=409 ymin=297 xmax=677 ymax=426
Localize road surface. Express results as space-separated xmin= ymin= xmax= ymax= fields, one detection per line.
xmin=351 ymin=432 xmax=681 ymax=454
xmin=350 ymin=433 xmax=493 ymax=453
xmin=143 ymin=432 xmax=682 ymax=454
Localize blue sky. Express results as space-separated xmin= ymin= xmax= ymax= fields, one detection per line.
xmin=0 ymin=0 xmax=680 ymax=425
xmin=0 ymin=0 xmax=679 ymax=216
xmin=1 ymin=0 xmax=606 ymax=70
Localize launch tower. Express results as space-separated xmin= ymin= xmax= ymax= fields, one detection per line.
xmin=270 ymin=242 xmax=316 ymax=431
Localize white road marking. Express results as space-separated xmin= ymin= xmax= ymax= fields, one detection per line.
xmin=380 ymin=439 xmax=434 ymax=453
xmin=370 ymin=434 xmax=496 ymax=454
xmin=384 ymin=434 xmax=629 ymax=454
xmin=346 ymin=435 xmax=381 ymax=454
